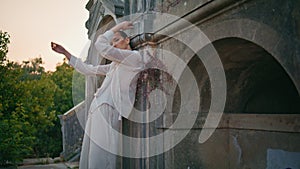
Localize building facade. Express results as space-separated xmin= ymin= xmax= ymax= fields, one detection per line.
xmin=60 ymin=0 xmax=300 ymax=168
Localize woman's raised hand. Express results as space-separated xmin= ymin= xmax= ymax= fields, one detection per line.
xmin=111 ymin=21 xmax=134 ymax=32
xmin=51 ymin=42 xmax=71 ymax=60
xmin=51 ymin=42 xmax=66 ymax=54
xmin=120 ymin=21 xmax=134 ymax=30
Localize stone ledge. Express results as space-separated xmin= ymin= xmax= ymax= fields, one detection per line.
xmin=22 ymin=157 xmax=62 ymax=166
xmin=64 ymin=162 xmax=79 ymax=169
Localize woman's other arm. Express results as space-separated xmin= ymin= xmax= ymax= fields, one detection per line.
xmin=94 ymin=21 xmax=139 ymax=64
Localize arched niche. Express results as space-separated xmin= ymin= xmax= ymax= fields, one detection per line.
xmin=96 ymin=15 xmax=116 ymax=37
xmin=211 ymin=37 xmax=300 ymax=114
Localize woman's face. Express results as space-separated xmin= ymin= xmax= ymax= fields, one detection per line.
xmin=111 ymin=32 xmax=130 ymax=50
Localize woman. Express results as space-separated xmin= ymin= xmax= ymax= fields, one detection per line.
xmin=51 ymin=21 xmax=145 ymax=169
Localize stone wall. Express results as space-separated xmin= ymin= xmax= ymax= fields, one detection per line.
xmin=64 ymin=0 xmax=300 ymax=168
xmin=59 ymin=102 xmax=85 ymax=161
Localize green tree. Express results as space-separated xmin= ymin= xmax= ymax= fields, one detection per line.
xmin=0 ymin=31 xmax=10 ymax=64
xmin=0 ymin=30 xmax=85 ymax=166
xmin=18 ymin=73 xmax=57 ymax=157
xmin=0 ymin=31 xmax=56 ymax=165
xmin=0 ymin=31 xmax=37 ymax=166
xmin=0 ymin=57 xmax=56 ymax=165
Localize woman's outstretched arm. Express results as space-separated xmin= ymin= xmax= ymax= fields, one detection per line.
xmin=51 ymin=42 xmax=110 ymax=75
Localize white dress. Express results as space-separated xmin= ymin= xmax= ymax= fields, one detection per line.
xmin=68 ymin=30 xmax=147 ymax=169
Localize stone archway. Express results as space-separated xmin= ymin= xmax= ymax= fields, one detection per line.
xmin=204 ymin=18 xmax=300 ymax=95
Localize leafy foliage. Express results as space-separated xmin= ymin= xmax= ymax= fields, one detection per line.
xmin=0 ymin=31 xmax=85 ymax=166
xmin=0 ymin=31 xmax=10 ymax=64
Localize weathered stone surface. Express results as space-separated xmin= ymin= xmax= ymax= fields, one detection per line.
xmin=59 ymin=102 xmax=85 ymax=161
xmin=137 ymin=0 xmax=300 ymax=168
xmin=62 ymin=0 xmax=300 ymax=168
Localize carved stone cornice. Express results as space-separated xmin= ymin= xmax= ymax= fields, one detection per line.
xmin=85 ymin=0 xmax=94 ymax=11
xmin=130 ymin=0 xmax=245 ymax=49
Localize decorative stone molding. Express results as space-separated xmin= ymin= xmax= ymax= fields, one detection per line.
xmin=130 ymin=33 xmax=155 ymax=49
xmin=85 ymin=0 xmax=106 ymax=39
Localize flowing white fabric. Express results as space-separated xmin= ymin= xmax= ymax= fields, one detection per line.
xmin=79 ymin=104 xmax=121 ymax=169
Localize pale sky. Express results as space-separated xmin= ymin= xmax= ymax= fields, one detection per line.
xmin=0 ymin=0 xmax=90 ymax=71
